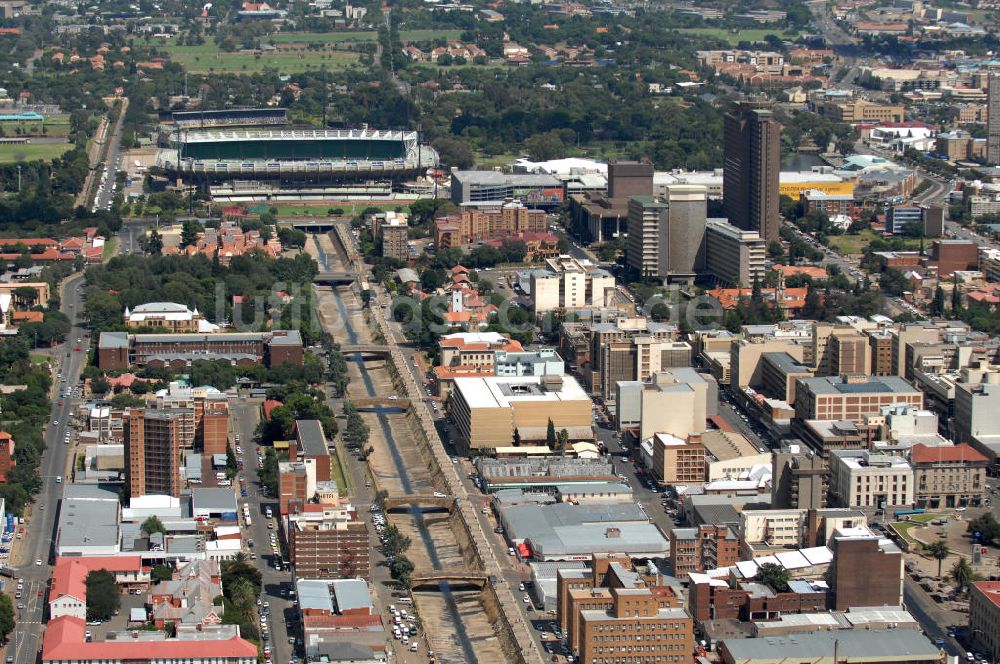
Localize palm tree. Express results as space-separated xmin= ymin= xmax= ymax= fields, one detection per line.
xmin=926 ymin=540 xmax=950 ymax=578
xmin=948 ymin=557 xmax=979 ymax=595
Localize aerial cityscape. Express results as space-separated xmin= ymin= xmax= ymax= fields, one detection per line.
xmin=2 ymin=0 xmax=1000 ymax=664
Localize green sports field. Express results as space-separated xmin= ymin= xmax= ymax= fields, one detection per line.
xmin=675 ymin=27 xmax=799 ymax=44
xmin=152 ymin=41 xmax=360 ymax=74
xmin=0 ymin=142 xmax=73 ymax=164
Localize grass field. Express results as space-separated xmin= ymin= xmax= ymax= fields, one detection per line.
xmin=268 ymin=29 xmax=460 ymax=44
xmin=0 ymin=114 xmax=71 ymax=138
xmin=29 ymin=354 xmax=49 ymax=365
xmin=0 ymin=142 xmax=73 ymax=164
xmin=164 ymin=44 xmax=360 ymax=74
xmin=828 ymin=229 xmax=922 ymax=255
xmin=102 ymin=237 xmax=118 ymax=260
xmin=675 ymin=27 xmax=799 ymax=44
xmin=267 ymin=202 xmax=411 ymax=217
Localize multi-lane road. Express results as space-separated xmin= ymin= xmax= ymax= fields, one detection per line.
xmin=11 ymin=275 xmax=89 ymax=664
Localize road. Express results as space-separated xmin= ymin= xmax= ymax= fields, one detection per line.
xmin=12 ymin=274 xmax=89 ymax=664
xmin=93 ymin=98 xmax=129 ymax=212
xmin=230 ymin=402 xmax=295 ymax=664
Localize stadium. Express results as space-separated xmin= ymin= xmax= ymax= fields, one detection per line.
xmin=158 ymin=128 xmax=437 ymax=180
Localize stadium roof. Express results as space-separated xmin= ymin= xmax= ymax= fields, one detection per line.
xmin=176 ymin=128 xmax=419 ymax=144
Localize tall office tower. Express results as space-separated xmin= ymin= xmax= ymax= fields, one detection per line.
xmin=989 ymin=74 xmax=1000 ymax=165
xmin=125 ymin=409 xmax=184 ymax=499
xmin=723 ymin=101 xmax=781 ymax=244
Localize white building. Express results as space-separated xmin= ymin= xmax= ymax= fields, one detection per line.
xmin=829 ymin=449 xmax=914 ymax=509
xmin=529 ymin=256 xmax=615 ymax=313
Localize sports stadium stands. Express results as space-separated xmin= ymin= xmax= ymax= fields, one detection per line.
xmin=158 ymin=128 xmax=438 ymax=183
xmin=171 ymin=108 xmax=289 ymax=129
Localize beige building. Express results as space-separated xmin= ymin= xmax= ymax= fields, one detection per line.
xmin=124 ymin=302 xmax=219 ymax=333
xmin=616 ymin=368 xmax=712 ymax=440
xmin=704 ymin=219 xmax=767 ymax=287
xmin=812 ymin=323 xmax=870 ymax=376
xmin=821 ymin=99 xmax=905 ymax=124
xmin=449 ymin=374 xmax=592 ymax=452
xmin=910 ymin=443 xmax=987 ymax=509
xmin=649 ymin=432 xmax=705 ymax=485
xmin=588 ymin=317 xmax=683 ymax=402
xmin=531 ymin=256 xmax=615 ymax=313
xmin=829 ymin=449 xmax=914 ymax=509
xmin=702 ymin=430 xmax=771 ymax=480
xmin=730 ymin=337 xmax=808 ymax=389
xmin=760 ymin=351 xmax=814 ymax=404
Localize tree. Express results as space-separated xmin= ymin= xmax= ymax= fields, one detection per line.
xmin=557 ymin=428 xmax=569 ymax=456
xmin=180 ymin=220 xmax=201 ymax=248
xmin=951 ymin=273 xmax=961 ymax=315
xmin=756 ymin=562 xmax=791 ymax=592
xmin=146 ymin=229 xmax=163 ymax=256
xmin=0 ymin=593 xmax=13 ymax=644
xmin=967 ymin=512 xmax=1000 ymax=546
xmin=86 ymin=569 xmax=120 ymax=621
xmin=221 ymin=558 xmax=262 ymax=601
xmin=151 ymin=564 xmax=173 ymax=583
xmin=226 ymin=443 xmax=239 ymax=478
xmin=932 ymin=286 xmax=946 ymax=317
xmin=767 ymin=241 xmax=784 ymax=262
xmin=948 ymin=557 xmax=978 ymax=594
xmin=925 ymin=539 xmax=950 ymax=578
xmin=546 ymin=418 xmax=557 ymax=448
xmin=141 ymin=515 xmax=167 ymax=535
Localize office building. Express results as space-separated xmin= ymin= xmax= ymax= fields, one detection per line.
xmin=650 ymin=432 xmax=705 ymax=485
xmin=820 ymin=99 xmax=905 ymax=124
xmin=125 ymin=409 xmax=185 ymax=499
xmin=288 ymin=505 xmax=371 ymax=581
xmin=576 ymin=589 xmax=692 ymax=664
xmin=811 ymin=323 xmax=871 ymax=377
xmin=910 ymin=443 xmax=987 ymax=508
xmin=702 ymin=429 xmax=771 ymax=480
xmin=828 ymin=449 xmax=914 ymax=509
xmin=955 ymin=379 xmax=1000 ymax=448
xmin=704 ymin=219 xmax=767 ymax=287
xmin=760 ymin=352 xmax=814 ymax=404
xmin=609 ymin=160 xmax=654 ymax=198
xmin=988 ymin=73 xmax=1000 ymax=165
xmin=794 ymin=375 xmax=923 ymax=422
xmin=800 ymin=189 xmax=853 ymax=217
xmin=669 ymin=525 xmax=740 ymax=578
xmin=449 ymin=375 xmax=593 ymax=452
xmin=829 ymin=532 xmax=904 ymax=610
xmin=772 ymin=445 xmax=828 ymax=509
xmin=970 ymin=582 xmax=1000 ymax=664
xmin=202 ymin=402 xmax=229 ymax=457
xmin=886 ymin=206 xmax=923 ymax=235
xmin=625 ymin=187 xmax=707 ymax=282
xmin=155 ymin=382 xmax=230 ymax=456
xmin=449 ymin=171 xmax=564 ymax=208
xmin=723 ymin=101 xmax=781 ymax=243
xmin=616 ymin=368 xmax=711 ymax=441
xmin=587 ymin=318 xmax=682 ymax=402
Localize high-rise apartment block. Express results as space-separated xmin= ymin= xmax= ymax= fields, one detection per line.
xmin=434 ymin=201 xmax=547 ymax=250
xmin=376 ymin=211 xmax=409 ymax=262
xmin=288 ymin=505 xmax=370 ymax=581
xmin=125 ymin=409 xmax=185 ymax=499
xmin=723 ymin=101 xmax=781 ymax=243
xmin=625 ymin=187 xmax=707 ymax=282
xmin=988 ymin=73 xmax=1000 ymax=165
xmin=587 ymin=317 xmax=684 ymax=402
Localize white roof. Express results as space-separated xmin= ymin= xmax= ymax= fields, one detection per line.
xmin=128 ymin=495 xmax=181 ymax=510
xmin=514 ymin=157 xmax=607 ymax=176
xmin=442 ymin=331 xmax=508 ymax=344
xmin=800 ymin=546 xmax=834 ymax=565
xmin=454 ymin=374 xmax=588 ymax=409
xmin=779 ymin=171 xmax=843 ymax=183
xmin=774 ymin=550 xmax=812 ymax=570
xmin=205 ymin=539 xmax=242 ymax=552
xmin=214 ymin=525 xmax=241 ymax=537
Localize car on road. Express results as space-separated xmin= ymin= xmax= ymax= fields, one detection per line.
xmin=35 ymin=559 xmax=42 ymax=566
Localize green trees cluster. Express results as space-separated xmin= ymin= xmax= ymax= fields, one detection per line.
xmin=379 ymin=523 xmax=414 ymax=588
xmin=86 ymin=570 xmax=121 ymax=622
xmin=967 ymin=512 xmax=1000 ymax=546
xmin=0 ymin=593 xmax=13 ymax=644
xmin=141 ymin=516 xmax=166 ymax=535
xmin=257 ymin=383 xmax=337 ymax=445
xmin=328 ymin=345 xmax=349 ymax=398
xmin=257 ymin=448 xmax=279 ymax=495
xmin=342 ymin=402 xmax=371 ymax=456
xmin=221 ymin=554 xmax=263 ymax=641
xmin=0 ymin=337 xmax=53 ymax=515
xmin=755 ymin=562 xmax=791 ymax=592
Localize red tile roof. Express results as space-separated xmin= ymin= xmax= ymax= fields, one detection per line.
xmin=972 ymin=581 xmax=1000 ymax=608
xmin=43 ymin=616 xmax=258 ymax=662
xmin=262 ymin=399 xmax=284 ymax=420
xmin=910 ymin=443 xmax=987 ymax=464
xmin=12 ymin=311 xmax=43 ymax=323
xmin=302 ymin=614 xmax=383 ymax=629
xmin=50 ymin=559 xmax=88 ymax=603
xmin=0 ymin=238 xmax=58 ymax=247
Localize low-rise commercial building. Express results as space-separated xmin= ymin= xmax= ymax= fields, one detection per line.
xmin=717 ymin=629 xmax=940 ymax=664
xmin=910 ymin=443 xmax=987 ymax=508
xmin=98 ymin=330 xmax=303 ymax=370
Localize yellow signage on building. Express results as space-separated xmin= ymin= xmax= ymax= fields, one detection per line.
xmin=778 ymin=181 xmax=855 ymax=197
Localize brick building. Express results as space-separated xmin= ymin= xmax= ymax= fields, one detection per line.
xmin=909 ymin=443 xmax=987 ymax=508
xmin=287 ymin=505 xmax=371 ymax=581
xmin=98 ymin=330 xmax=303 ymax=370
xmin=125 ymin=409 xmax=185 ymax=499
xmin=669 ymin=525 xmax=740 ymax=578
